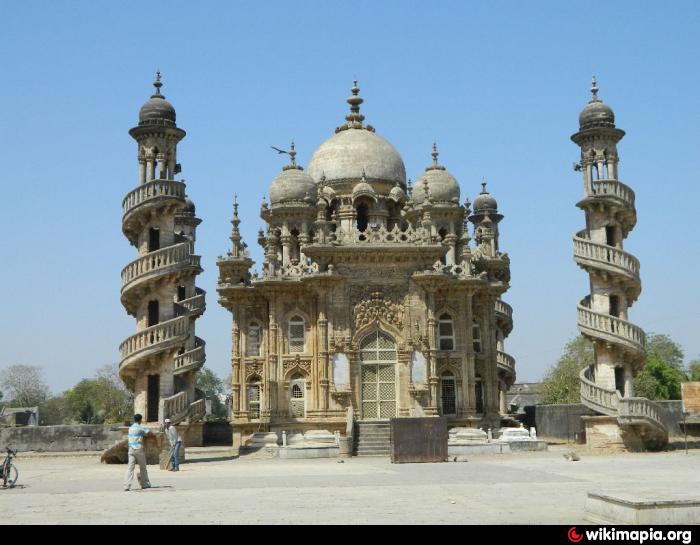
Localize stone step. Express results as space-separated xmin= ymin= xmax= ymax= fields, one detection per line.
xmin=357 ymin=433 xmax=391 ymax=439
xmin=357 ymin=450 xmax=390 ymax=457
xmin=357 ymin=440 xmax=391 ymax=446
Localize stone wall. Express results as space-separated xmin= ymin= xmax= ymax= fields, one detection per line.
xmin=534 ymin=404 xmax=597 ymax=442
xmin=0 ymin=424 xmax=125 ymax=452
xmin=534 ymin=401 xmax=688 ymax=442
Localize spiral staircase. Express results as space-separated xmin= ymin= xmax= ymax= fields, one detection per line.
xmin=118 ymin=76 xmax=206 ymax=426
xmin=119 ymin=179 xmax=207 ymax=425
xmin=571 ymin=80 xmax=667 ymax=450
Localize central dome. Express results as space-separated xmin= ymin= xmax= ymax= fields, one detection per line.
xmin=308 ymin=82 xmax=406 ymax=186
xmin=308 ymin=129 xmax=406 ymax=185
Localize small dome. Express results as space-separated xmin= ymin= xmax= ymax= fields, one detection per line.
xmin=473 ymin=182 xmax=498 ymax=212
xmin=269 ymin=145 xmax=316 ymax=206
xmin=138 ymin=73 xmax=177 ymax=127
xmin=308 ymin=83 xmax=406 ymax=186
xmin=578 ymin=77 xmax=615 ymax=130
xmin=412 ymin=144 xmax=460 ymax=205
xmin=184 ymin=198 xmax=195 ymax=214
xmin=389 ymin=184 xmax=407 ymax=203
xmin=352 ymin=179 xmax=378 ymax=201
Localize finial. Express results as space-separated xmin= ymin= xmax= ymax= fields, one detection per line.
xmin=233 ymin=194 xmax=239 ymax=217
xmin=590 ymin=76 xmax=600 ymax=102
xmin=289 ymin=140 xmax=296 ymax=166
xmin=426 ymin=141 xmax=445 ymax=171
xmin=152 ymin=71 xmax=163 ymax=98
xmin=361 ymin=168 xmax=367 ymax=182
xmin=481 ymin=179 xmax=488 ymax=194
xmin=336 ymin=79 xmax=366 ymax=132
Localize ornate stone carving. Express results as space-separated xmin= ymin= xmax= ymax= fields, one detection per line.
xmin=282 ymin=354 xmax=312 ymax=376
xmin=245 ymin=361 xmax=263 ymax=380
xmin=353 ymin=291 xmax=404 ymax=330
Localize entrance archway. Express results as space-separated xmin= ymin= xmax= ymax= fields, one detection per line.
xmin=359 ymin=330 xmax=397 ymax=419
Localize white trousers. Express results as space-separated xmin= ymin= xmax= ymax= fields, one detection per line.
xmin=124 ymin=448 xmax=150 ymax=489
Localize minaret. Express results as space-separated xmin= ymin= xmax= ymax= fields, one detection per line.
xmin=572 ymin=78 xmax=666 ymax=449
xmin=119 ymin=73 xmax=206 ymax=424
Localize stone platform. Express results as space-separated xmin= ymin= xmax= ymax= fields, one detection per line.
xmin=586 ymin=489 xmax=700 ymax=524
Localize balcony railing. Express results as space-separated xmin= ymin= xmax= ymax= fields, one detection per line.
xmin=496 ymin=350 xmax=515 ymax=373
xmin=121 ymin=243 xmax=200 ymax=289
xmin=119 ymin=316 xmax=189 ymax=363
xmin=588 ymin=179 xmax=636 ymax=209
xmin=174 ymin=338 xmax=206 ymax=374
xmin=122 ymin=179 xmax=185 ymax=218
xmin=577 ymin=305 xmax=646 ymax=355
xmin=573 ymin=234 xmax=640 ymax=282
xmin=494 ymin=299 xmax=513 ymax=320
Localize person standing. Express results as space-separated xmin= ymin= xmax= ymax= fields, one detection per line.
xmin=164 ymin=418 xmax=182 ymax=471
xmin=123 ymin=414 xmax=152 ymax=491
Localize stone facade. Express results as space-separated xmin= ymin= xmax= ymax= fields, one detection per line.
xmin=119 ymin=74 xmax=206 ymax=425
xmin=217 ymin=83 xmax=515 ymax=440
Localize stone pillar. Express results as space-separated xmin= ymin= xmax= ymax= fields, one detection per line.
xmin=231 ymin=308 xmax=241 ymax=414
xmin=464 ymin=291 xmax=476 ymax=413
xmin=138 ymin=156 xmax=146 ymax=185
xmin=318 ymin=289 xmax=329 ymax=411
xmin=267 ymin=294 xmax=277 ymax=415
xmin=281 ymin=235 xmax=291 ymax=267
xmin=146 ymin=155 xmax=155 ymax=182
xmin=499 ymin=384 xmax=507 ymax=415
xmin=157 ymin=153 xmax=166 ymax=180
xmin=426 ymin=287 xmax=439 ymax=415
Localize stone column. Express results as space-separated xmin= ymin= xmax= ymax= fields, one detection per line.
xmin=231 ymin=307 xmax=241 ymax=415
xmin=146 ymin=155 xmax=155 ymax=182
xmin=281 ymin=235 xmax=291 ymax=267
xmin=499 ymin=384 xmax=507 ymax=415
xmin=138 ymin=156 xmax=146 ymax=185
xmin=268 ymin=293 xmax=278 ymax=415
xmin=426 ymin=287 xmax=439 ymax=415
xmin=157 ymin=153 xmax=166 ymax=180
xmin=464 ymin=292 xmax=476 ymax=413
xmin=318 ymin=289 xmax=329 ymax=411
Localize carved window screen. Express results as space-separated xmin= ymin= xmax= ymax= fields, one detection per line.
xmin=360 ymin=330 xmax=397 ymax=419
xmin=438 ymin=314 xmax=455 ymax=351
xmin=247 ymin=323 xmax=261 ymax=356
xmin=441 ymin=374 xmax=456 ymax=415
xmin=288 ymin=316 xmax=305 ymax=353
xmin=248 ymin=384 xmax=261 ymax=420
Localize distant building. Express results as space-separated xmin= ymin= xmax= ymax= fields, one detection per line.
xmin=0 ymin=407 xmax=39 ymax=427
xmin=506 ymin=383 xmax=542 ymax=413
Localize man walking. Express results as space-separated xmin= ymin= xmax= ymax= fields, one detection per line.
xmin=123 ymin=414 xmax=152 ymax=491
xmin=164 ymin=418 xmax=182 ymax=471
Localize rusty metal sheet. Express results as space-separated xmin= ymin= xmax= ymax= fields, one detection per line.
xmin=390 ymin=417 xmax=447 ymax=463
xmin=681 ymin=382 xmax=700 ymax=414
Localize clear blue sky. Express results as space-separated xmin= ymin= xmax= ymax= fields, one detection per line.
xmin=1 ymin=1 xmax=698 ymax=393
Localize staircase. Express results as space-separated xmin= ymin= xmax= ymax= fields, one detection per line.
xmin=580 ymin=367 xmax=667 ymax=450
xmin=354 ymin=421 xmax=391 ymax=456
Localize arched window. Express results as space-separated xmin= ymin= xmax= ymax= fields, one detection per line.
xmin=288 ymin=315 xmax=305 ymax=353
xmin=438 ymin=313 xmax=455 ymax=351
xmin=289 ymin=373 xmax=305 ymax=418
xmin=356 ymin=203 xmax=369 ymax=232
xmin=247 ymin=322 xmax=261 ymax=356
xmin=472 ymin=321 xmax=482 ymax=353
xmin=247 ymin=382 xmax=261 ymax=420
xmin=441 ymin=371 xmax=456 ymax=415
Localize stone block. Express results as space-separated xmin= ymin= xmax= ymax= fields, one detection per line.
xmin=586 ymin=489 xmax=700 ymax=524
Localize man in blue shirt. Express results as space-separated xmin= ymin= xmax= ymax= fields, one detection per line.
xmin=123 ymin=414 xmax=153 ymax=491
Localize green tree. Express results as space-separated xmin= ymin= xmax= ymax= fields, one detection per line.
xmin=63 ymin=365 xmax=133 ymax=424
xmin=0 ymin=365 xmax=50 ymax=406
xmin=687 ymin=359 xmax=700 ymax=382
xmin=540 ymin=336 xmax=594 ymax=404
xmin=196 ymin=367 xmax=228 ymax=418
xmin=39 ymin=395 xmax=69 ymax=425
xmin=633 ymin=333 xmax=687 ymax=400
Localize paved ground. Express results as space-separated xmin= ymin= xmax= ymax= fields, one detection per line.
xmin=2 ymin=445 xmax=700 ymax=524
